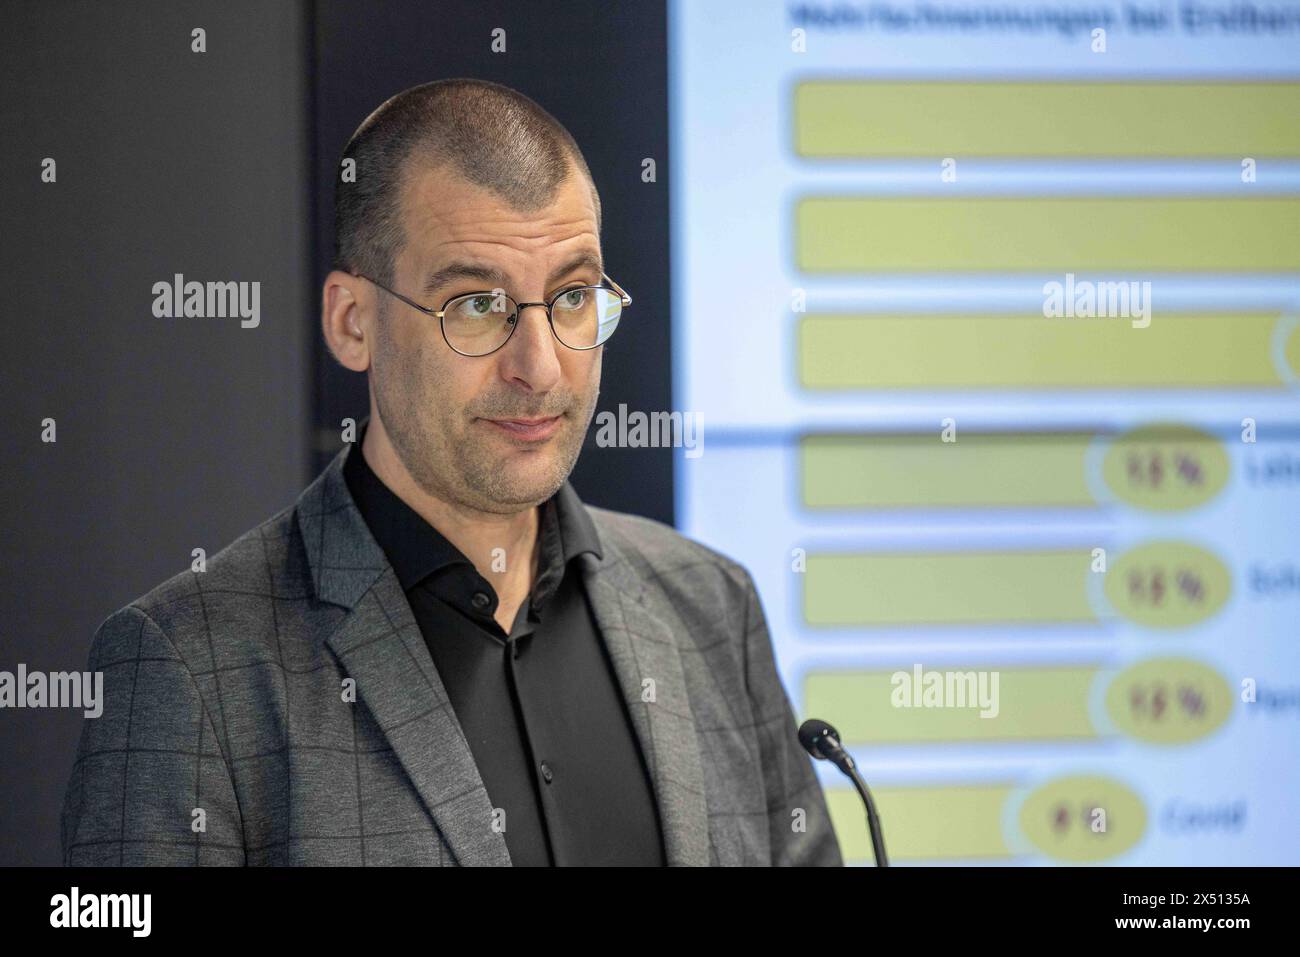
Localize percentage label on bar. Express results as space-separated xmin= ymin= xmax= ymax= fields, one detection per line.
xmin=1105 ymin=542 xmax=1231 ymax=628
xmin=1101 ymin=425 xmax=1228 ymax=511
xmin=1020 ymin=776 xmax=1146 ymax=862
xmin=1105 ymin=658 xmax=1233 ymax=744
xmin=1128 ymin=682 xmax=1210 ymax=721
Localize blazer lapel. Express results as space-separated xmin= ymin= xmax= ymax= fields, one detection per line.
xmin=297 ymin=444 xmax=709 ymax=866
xmin=297 ymin=447 xmax=510 ymax=866
xmin=580 ymin=545 xmax=711 ymax=866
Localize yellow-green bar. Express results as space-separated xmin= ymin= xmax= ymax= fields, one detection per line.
xmin=804 ymin=667 xmax=1100 ymax=742
xmin=802 ymin=432 xmax=1097 ymax=508
xmin=798 ymin=312 xmax=1297 ymax=389
xmin=796 ymin=198 xmax=1300 ymax=271
xmin=826 ymin=784 xmax=1015 ymax=861
xmin=795 ymin=81 xmax=1300 ymax=157
xmin=805 ymin=551 xmax=1097 ymax=625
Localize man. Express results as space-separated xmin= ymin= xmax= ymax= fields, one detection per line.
xmin=59 ymin=78 xmax=842 ymax=866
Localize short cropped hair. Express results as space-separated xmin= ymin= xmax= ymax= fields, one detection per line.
xmin=333 ymin=77 xmax=602 ymax=286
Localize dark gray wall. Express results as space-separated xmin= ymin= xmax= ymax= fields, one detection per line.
xmin=0 ymin=0 xmax=671 ymax=867
xmin=0 ymin=1 xmax=312 ymax=865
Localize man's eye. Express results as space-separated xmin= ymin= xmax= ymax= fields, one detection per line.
xmin=457 ymin=295 xmax=501 ymax=317
xmin=555 ymin=288 xmax=588 ymax=310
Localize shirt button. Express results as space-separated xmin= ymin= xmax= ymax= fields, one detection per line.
xmin=540 ymin=762 xmax=553 ymax=784
xmin=471 ymin=591 xmax=491 ymax=610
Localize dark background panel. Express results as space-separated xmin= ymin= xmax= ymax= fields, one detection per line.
xmin=309 ymin=0 xmax=674 ymax=524
xmin=0 ymin=0 xmax=670 ymax=865
xmin=0 ymin=0 xmax=314 ymax=866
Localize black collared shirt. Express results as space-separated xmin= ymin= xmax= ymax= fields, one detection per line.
xmin=343 ymin=432 xmax=665 ymax=866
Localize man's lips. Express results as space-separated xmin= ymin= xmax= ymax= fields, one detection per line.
xmin=482 ymin=415 xmax=563 ymax=441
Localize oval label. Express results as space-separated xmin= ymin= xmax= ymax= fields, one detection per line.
xmin=1101 ymin=424 xmax=1228 ymax=511
xmin=1104 ymin=541 xmax=1231 ymax=628
xmin=1019 ymin=775 xmax=1146 ymax=862
xmin=1105 ymin=656 xmax=1233 ymax=744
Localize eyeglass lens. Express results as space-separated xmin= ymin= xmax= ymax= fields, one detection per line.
xmin=441 ymin=286 xmax=623 ymax=355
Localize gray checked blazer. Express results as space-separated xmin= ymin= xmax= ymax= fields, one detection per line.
xmin=60 ymin=443 xmax=843 ymax=866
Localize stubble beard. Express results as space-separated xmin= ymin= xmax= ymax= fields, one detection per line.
xmin=372 ymin=305 xmax=600 ymax=515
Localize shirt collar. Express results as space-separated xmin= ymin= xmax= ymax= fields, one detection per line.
xmin=342 ymin=422 xmax=603 ymax=593
xmin=533 ymin=479 xmax=604 ymax=607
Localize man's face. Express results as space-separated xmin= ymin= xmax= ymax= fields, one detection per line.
xmin=369 ymin=160 xmax=604 ymax=515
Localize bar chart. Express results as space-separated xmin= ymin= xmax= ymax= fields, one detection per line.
xmin=671 ymin=0 xmax=1300 ymax=865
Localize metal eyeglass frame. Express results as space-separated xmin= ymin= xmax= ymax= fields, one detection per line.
xmin=354 ymin=270 xmax=632 ymax=357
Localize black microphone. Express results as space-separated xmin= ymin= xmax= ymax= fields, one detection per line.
xmin=799 ymin=718 xmax=888 ymax=867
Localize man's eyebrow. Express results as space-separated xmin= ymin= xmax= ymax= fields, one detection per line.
xmin=549 ymin=251 xmax=604 ymax=286
xmin=420 ymin=251 xmax=604 ymax=298
xmin=421 ymin=261 xmax=508 ymax=298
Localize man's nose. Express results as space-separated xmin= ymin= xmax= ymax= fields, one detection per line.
xmin=500 ymin=302 xmax=563 ymax=390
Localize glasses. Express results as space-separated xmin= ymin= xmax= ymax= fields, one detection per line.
xmin=355 ymin=270 xmax=631 ymax=357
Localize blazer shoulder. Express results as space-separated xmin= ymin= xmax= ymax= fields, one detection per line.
xmin=110 ymin=499 xmax=304 ymax=644
xmin=585 ymin=505 xmax=756 ymax=603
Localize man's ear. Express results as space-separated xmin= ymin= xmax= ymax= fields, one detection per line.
xmin=321 ymin=270 xmax=371 ymax=372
